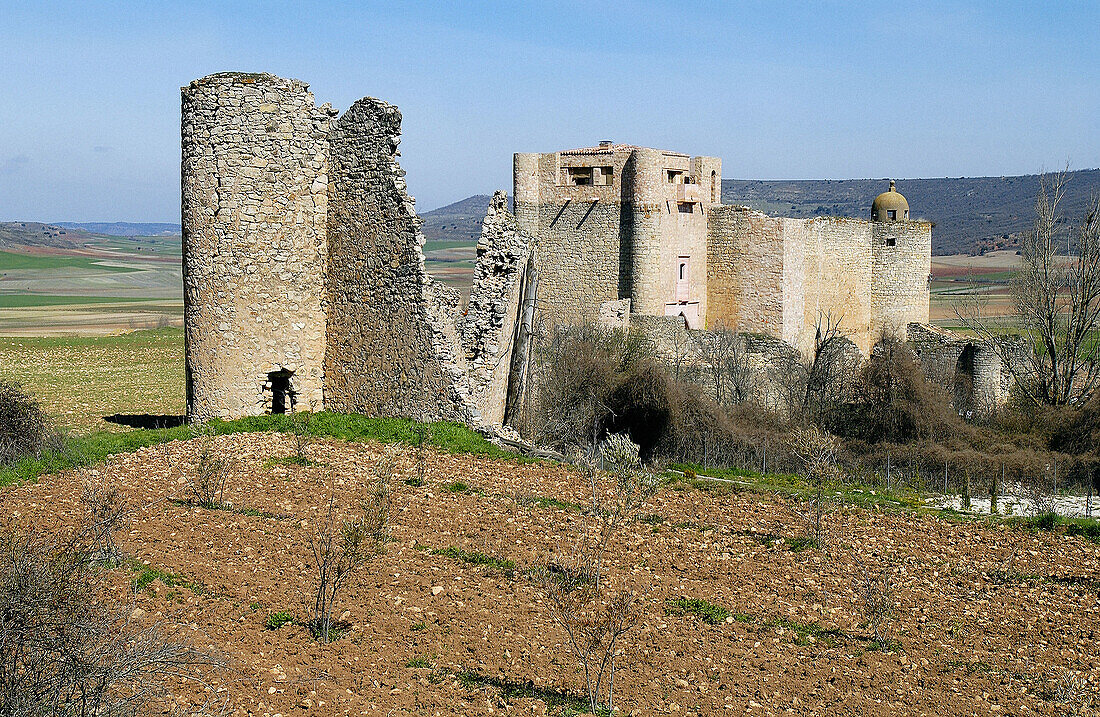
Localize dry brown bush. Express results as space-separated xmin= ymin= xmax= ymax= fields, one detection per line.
xmin=0 ymin=521 xmax=216 ymax=715
xmin=0 ymin=381 xmax=62 ymax=466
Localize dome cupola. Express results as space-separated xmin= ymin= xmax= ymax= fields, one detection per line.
xmin=871 ymin=180 xmax=909 ymax=221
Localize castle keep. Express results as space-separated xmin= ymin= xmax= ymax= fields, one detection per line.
xmin=182 ymin=72 xmax=945 ymax=426
xmin=515 ymin=147 xmax=931 ymax=356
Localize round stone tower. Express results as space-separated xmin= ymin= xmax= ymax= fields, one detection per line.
xmin=181 ymin=73 xmax=334 ymax=419
xmin=626 ymin=147 xmax=665 ymax=315
xmin=871 ymin=179 xmax=910 ymax=221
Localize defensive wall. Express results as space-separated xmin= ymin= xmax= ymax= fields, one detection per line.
xmin=706 ymin=206 xmax=930 ymax=355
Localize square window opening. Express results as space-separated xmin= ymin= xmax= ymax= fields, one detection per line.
xmin=566 ymin=167 xmax=593 ymax=186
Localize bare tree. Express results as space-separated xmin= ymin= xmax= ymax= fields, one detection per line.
xmin=803 ymin=310 xmax=857 ymax=421
xmin=956 ymin=171 xmax=1100 ymax=406
xmin=530 ymin=434 xmax=659 ymax=715
xmin=310 ymin=450 xmax=395 ymax=642
xmin=786 ymin=425 xmax=841 ymax=558
xmin=852 ymin=554 xmax=895 ymax=651
xmin=695 ymin=329 xmax=756 ymax=407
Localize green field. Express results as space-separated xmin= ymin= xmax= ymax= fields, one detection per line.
xmin=0 ymin=328 xmax=185 ymax=433
xmin=0 ymin=294 xmax=154 ymax=308
xmin=0 ymin=250 xmax=140 ymax=273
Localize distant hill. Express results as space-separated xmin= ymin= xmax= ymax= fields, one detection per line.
xmin=55 ymin=222 xmax=181 ymax=237
xmin=722 ymin=170 xmax=1100 ymax=255
xmin=0 ymin=221 xmax=94 ymax=250
xmin=422 ymin=170 xmax=1100 ymax=255
xmin=421 ymin=194 xmax=494 ymax=244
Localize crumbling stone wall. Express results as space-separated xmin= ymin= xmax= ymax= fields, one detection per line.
xmin=460 ymin=191 xmax=532 ymax=425
xmin=907 ymin=323 xmax=1015 ymax=414
xmin=182 ymin=74 xmax=509 ymax=426
xmin=323 ymin=98 xmax=477 ymax=423
xmin=181 ymin=73 xmax=334 ymax=419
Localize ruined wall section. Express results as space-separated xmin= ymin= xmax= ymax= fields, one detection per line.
xmin=323 ymin=98 xmax=476 ymax=423
xmin=872 ymin=222 xmax=931 ymax=338
xmin=181 ymin=73 xmax=333 ymax=419
xmin=460 ymin=191 xmax=532 ymax=425
xmin=706 ymin=206 xmax=785 ymax=334
xmin=907 ymin=323 xmax=1013 ymax=414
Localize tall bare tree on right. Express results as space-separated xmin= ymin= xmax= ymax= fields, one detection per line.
xmin=956 ymin=170 xmax=1100 ymax=406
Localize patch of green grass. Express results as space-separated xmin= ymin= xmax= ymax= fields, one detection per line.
xmin=404 ymin=476 xmax=425 ymax=487
xmin=784 ymin=536 xmax=819 ymax=552
xmin=766 ymin=616 xmax=841 ymax=647
xmin=410 ymin=622 xmax=426 ymax=631
xmin=1008 ymin=513 xmax=1100 ymax=542
xmin=125 ymin=559 xmax=205 ymax=595
xmin=734 ymin=612 xmax=754 ymax=623
xmin=451 ymin=669 xmax=590 ymax=715
xmin=406 ymin=655 xmax=432 ymax=669
xmin=0 ymin=411 xmax=524 ymax=488
xmin=671 ymin=520 xmax=716 ymax=532
xmin=665 ymin=597 xmax=730 ymax=626
xmin=167 ymin=497 xmax=287 ymax=520
xmin=669 ymin=462 xmax=925 ymax=512
xmin=265 ymin=611 xmax=295 ymax=630
xmin=0 ymin=294 xmax=154 ymax=308
xmin=444 ymin=481 xmax=470 ymax=493
xmin=431 ymin=546 xmax=514 ymax=572
xmin=637 ymin=513 xmax=664 ymax=525
xmin=516 ymin=493 xmax=584 ymax=512
xmin=265 ymin=455 xmax=313 ymax=468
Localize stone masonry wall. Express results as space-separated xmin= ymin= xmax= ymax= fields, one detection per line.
xmin=706 ymin=206 xmax=785 ymax=334
xmin=793 ymin=217 xmax=873 ymax=355
xmin=323 ymin=98 xmax=477 ymax=423
xmin=181 ymin=73 xmax=333 ymax=419
xmin=872 ymin=222 xmax=932 ymax=338
xmin=460 ymin=191 xmax=532 ymax=425
xmin=514 ymin=151 xmax=624 ymax=326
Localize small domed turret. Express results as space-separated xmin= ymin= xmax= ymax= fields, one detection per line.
xmin=871 ymin=180 xmax=909 ymax=221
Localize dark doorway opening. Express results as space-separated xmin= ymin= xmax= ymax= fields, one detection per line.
xmin=953 ymin=344 xmax=977 ymax=415
xmin=268 ymin=370 xmax=296 ymax=414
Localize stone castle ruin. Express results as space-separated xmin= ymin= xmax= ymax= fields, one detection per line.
xmin=182 ymin=73 xmax=518 ymax=424
xmin=182 ymin=72 xmax=1006 ymax=426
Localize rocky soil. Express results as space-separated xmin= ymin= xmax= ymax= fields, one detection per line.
xmin=3 ymin=433 xmax=1098 ymax=716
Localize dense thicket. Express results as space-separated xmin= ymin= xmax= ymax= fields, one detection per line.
xmin=522 ymin=325 xmax=1099 ymax=495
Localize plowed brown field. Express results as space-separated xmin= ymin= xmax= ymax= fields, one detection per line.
xmin=4 ymin=433 xmax=1098 ymax=716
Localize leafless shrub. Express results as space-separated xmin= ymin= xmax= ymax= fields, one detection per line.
xmin=530 ymin=434 xmax=658 ymax=715
xmin=310 ymin=450 xmax=395 ymax=642
xmin=1024 ymin=472 xmax=1060 ymax=520
xmin=289 ymin=402 xmax=317 ymax=465
xmin=0 ymin=381 xmax=62 ymax=466
xmin=0 ymin=523 xmax=216 ymax=716
xmin=786 ymin=425 xmax=841 ymax=558
xmin=852 ymin=555 xmax=895 ymax=651
xmin=187 ymin=424 xmax=230 ymax=508
xmin=79 ymin=479 xmax=128 ymax=566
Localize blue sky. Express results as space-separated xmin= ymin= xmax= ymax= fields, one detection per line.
xmin=1 ymin=0 xmax=1097 ymax=221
